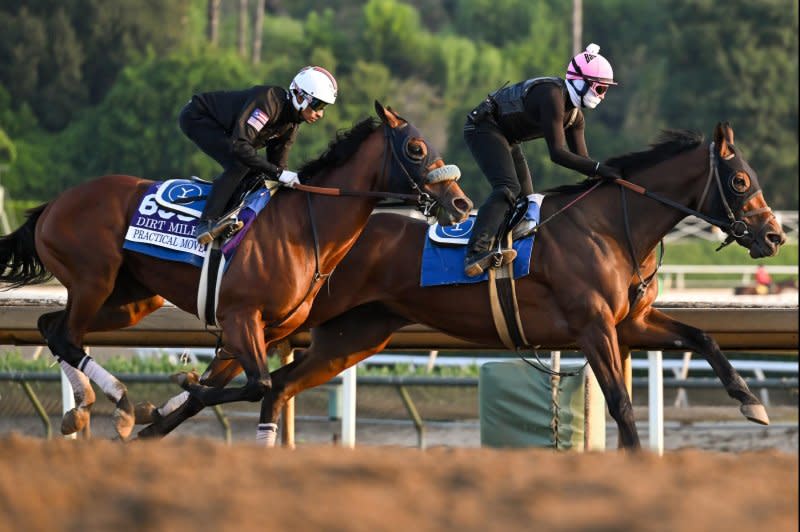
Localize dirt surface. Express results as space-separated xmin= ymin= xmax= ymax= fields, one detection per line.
xmin=0 ymin=433 xmax=796 ymax=532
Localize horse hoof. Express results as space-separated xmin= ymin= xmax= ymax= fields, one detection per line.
xmin=113 ymin=394 xmax=136 ymax=440
xmin=134 ymin=402 xmax=157 ymax=425
xmin=61 ymin=406 xmax=91 ymax=435
xmin=741 ymin=403 xmax=770 ymax=425
xmin=173 ymin=370 xmax=200 ymax=389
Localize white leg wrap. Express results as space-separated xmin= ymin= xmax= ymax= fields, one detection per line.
xmin=58 ymin=360 xmax=93 ymax=405
xmin=157 ymin=391 xmax=190 ymax=417
xmin=79 ymin=356 xmax=124 ymax=402
xmin=256 ymin=423 xmax=278 ymax=447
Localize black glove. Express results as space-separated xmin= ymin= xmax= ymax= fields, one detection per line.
xmin=595 ymin=163 xmax=622 ymax=180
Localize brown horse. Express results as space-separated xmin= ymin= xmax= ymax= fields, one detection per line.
xmin=140 ymin=122 xmax=786 ymax=449
xmin=0 ymin=102 xmax=472 ymax=440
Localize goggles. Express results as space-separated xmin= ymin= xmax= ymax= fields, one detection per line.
xmin=592 ymin=82 xmax=609 ymax=96
xmin=306 ymin=95 xmax=329 ymax=111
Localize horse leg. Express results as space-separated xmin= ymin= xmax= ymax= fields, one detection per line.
xmin=578 ymin=311 xmax=641 ymax=450
xmin=618 ymin=308 xmax=769 ymax=425
xmin=38 ymin=310 xmax=95 ymax=435
xmin=136 ymin=357 xmax=243 ymax=439
xmin=39 ymin=293 xmax=164 ymax=439
xmin=181 ymin=308 xmax=275 ymax=408
xmin=259 ymin=304 xmax=410 ymax=447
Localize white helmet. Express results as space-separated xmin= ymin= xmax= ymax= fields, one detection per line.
xmin=289 ymin=66 xmax=338 ymax=112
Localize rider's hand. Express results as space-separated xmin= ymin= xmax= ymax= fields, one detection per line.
xmin=595 ymin=164 xmax=622 ymax=181
xmin=278 ymin=170 xmax=300 ymax=187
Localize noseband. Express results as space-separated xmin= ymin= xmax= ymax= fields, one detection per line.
xmin=696 ymin=143 xmax=776 ymax=249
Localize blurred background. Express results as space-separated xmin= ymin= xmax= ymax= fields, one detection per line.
xmin=0 ymin=0 xmax=797 ymax=218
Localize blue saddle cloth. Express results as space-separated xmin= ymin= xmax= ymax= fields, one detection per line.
xmin=420 ymin=195 xmax=542 ymax=287
xmin=123 ymin=179 xmax=270 ymax=268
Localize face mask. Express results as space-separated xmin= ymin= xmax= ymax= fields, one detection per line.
xmin=566 ymin=79 xmax=602 ymax=109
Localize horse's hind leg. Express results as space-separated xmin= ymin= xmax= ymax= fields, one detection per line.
xmin=618 ymin=308 xmax=769 ymax=425
xmin=39 ymin=293 xmax=165 ymax=439
xmin=38 ymin=310 xmax=95 ymax=435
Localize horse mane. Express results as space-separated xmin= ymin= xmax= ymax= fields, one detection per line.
xmin=544 ymin=129 xmax=705 ymax=196
xmin=298 ymin=117 xmax=381 ymax=178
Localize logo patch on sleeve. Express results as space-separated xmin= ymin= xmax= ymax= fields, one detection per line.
xmin=246 ymin=108 xmax=270 ymax=131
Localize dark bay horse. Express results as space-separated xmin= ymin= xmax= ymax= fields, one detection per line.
xmin=140 ymin=122 xmax=786 ymax=449
xmin=0 ymin=102 xmax=472 ymax=440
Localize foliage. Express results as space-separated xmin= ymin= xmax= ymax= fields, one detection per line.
xmin=0 ymin=0 xmax=796 ymax=211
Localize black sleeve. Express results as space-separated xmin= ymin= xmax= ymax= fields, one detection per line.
xmin=565 ymin=112 xmax=590 ymax=158
xmin=538 ymin=86 xmax=598 ymax=176
xmin=266 ymin=126 xmax=298 ymax=170
xmin=230 ymin=90 xmax=283 ymax=177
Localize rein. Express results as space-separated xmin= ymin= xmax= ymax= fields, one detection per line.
xmin=611 ymin=143 xmax=773 ymax=247
xmin=261 ymin=124 xmax=443 ymax=330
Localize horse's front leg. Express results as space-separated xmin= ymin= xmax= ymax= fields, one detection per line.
xmin=181 ymin=308 xmax=273 ymax=407
xmin=136 ymin=356 xmax=243 ymax=439
xmin=618 ymin=308 xmax=769 ymax=425
xmin=577 ymin=308 xmax=641 ymax=450
xmin=260 ymin=304 xmax=411 ymax=447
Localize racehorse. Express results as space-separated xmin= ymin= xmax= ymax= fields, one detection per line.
xmin=0 ymin=102 xmax=472 ymax=440
xmin=139 ymin=122 xmax=786 ymax=450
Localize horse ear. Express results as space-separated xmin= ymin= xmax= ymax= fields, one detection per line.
xmin=374 ymin=100 xmax=402 ymax=128
xmin=714 ymin=121 xmax=735 ymax=159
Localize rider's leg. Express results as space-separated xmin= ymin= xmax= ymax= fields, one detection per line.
xmin=510 ymin=143 xmax=538 ymax=240
xmin=463 ymin=123 xmax=520 ymax=276
xmin=195 ymin=165 xmax=248 ymax=244
xmin=178 ymin=101 xmax=248 ymax=244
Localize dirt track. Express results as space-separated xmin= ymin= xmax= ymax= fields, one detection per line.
xmin=0 ymin=434 xmax=796 ymax=532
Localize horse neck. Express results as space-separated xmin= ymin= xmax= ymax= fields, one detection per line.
xmin=305 ymin=130 xmax=388 ymax=264
xmin=617 ymin=144 xmax=710 ymax=260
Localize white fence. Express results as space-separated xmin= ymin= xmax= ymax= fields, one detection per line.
xmin=660 ymin=265 xmax=798 ymax=290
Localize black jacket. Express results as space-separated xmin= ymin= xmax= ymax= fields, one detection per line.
xmin=192 ymin=85 xmax=302 ymax=177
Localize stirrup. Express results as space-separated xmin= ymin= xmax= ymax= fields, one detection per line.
xmin=464 ymin=248 xmax=517 ymax=277
xmin=197 ymin=217 xmax=243 ymax=245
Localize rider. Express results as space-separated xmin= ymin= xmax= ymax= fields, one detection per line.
xmin=178 ymin=65 xmax=338 ymax=244
xmin=462 ymin=43 xmax=622 ymax=277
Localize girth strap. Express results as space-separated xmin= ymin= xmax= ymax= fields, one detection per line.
xmin=488 ymin=235 xmax=529 ymax=350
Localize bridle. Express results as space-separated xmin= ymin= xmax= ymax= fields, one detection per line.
xmin=613 ymin=141 xmax=775 ymax=250
xmin=260 ymin=121 xmax=460 ymax=330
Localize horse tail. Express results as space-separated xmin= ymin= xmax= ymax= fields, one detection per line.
xmin=0 ymin=203 xmax=53 ymax=288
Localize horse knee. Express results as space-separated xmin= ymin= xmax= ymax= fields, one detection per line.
xmin=244 ymin=377 xmax=271 ymax=402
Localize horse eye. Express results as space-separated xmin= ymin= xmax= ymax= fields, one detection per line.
xmin=407 ymin=141 xmax=425 ymax=160
xmin=731 ymin=172 xmax=750 ymax=193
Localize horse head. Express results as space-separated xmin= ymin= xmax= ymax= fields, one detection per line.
xmin=705 ymin=122 xmax=786 ymax=258
xmin=374 ymin=101 xmax=472 ymax=225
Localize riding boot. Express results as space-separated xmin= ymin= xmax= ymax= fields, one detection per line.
xmin=511 ymin=194 xmax=539 ymax=241
xmin=464 ymin=190 xmax=517 ymax=277
xmin=196 ymin=167 xmax=248 ymax=245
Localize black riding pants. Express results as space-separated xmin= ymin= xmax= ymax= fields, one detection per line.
xmin=178 ymin=100 xmax=249 ymax=220
xmin=463 ymin=117 xmax=533 ymax=251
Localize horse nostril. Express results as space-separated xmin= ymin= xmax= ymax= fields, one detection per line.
xmin=767 ymin=232 xmax=786 ymax=246
xmin=454 ymin=197 xmax=473 ymax=214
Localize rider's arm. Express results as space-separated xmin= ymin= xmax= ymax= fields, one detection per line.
xmin=266 ymin=126 xmax=298 ymax=170
xmin=230 ymin=91 xmax=283 ymax=178
xmin=565 ymin=112 xmax=590 ymax=158
xmin=539 ymin=86 xmax=601 ymax=177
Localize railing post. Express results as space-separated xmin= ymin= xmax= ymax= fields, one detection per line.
xmin=648 ymin=350 xmax=664 ymax=456
xmin=341 ymin=365 xmax=357 ymax=447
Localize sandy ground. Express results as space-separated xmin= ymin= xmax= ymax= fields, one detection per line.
xmin=0 ymin=433 xmax=796 ymax=532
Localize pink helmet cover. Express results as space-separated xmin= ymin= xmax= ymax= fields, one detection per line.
xmin=566 ymin=43 xmax=617 ymax=85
